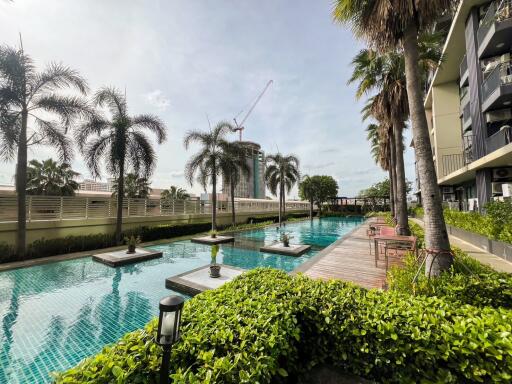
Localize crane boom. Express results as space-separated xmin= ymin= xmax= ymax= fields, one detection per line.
xmin=233 ymin=80 xmax=273 ymax=141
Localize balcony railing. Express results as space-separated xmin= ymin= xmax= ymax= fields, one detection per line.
xmin=477 ymin=0 xmax=512 ymax=46
xmin=463 ymin=134 xmax=475 ymax=163
xmin=481 ymin=61 xmax=512 ymax=102
xmin=486 ymin=125 xmax=512 ymax=153
xmin=442 ymin=154 xmax=465 ymax=178
xmin=460 ymin=54 xmax=468 ymax=83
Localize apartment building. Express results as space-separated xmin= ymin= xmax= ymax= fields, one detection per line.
xmin=222 ymin=141 xmax=266 ymax=199
xmin=423 ymin=0 xmax=512 ymax=211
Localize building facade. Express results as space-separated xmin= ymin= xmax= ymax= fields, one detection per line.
xmin=222 ymin=141 xmax=266 ymax=199
xmin=78 ymin=178 xmax=115 ymax=193
xmin=422 ymin=0 xmax=512 ymax=211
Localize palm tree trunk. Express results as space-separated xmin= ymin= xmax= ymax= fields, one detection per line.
xmin=403 ymin=24 xmax=451 ymax=276
xmin=282 ymin=184 xmax=286 ymax=221
xmin=388 ymin=168 xmax=395 ymax=216
xmin=389 ymin=133 xmax=398 ymax=225
xmin=16 ymin=109 xmax=28 ymax=259
xmin=212 ymin=173 xmax=217 ymax=231
xmin=309 ymin=197 xmax=313 ymax=220
xmin=230 ymin=179 xmax=236 ymax=227
xmin=393 ymin=123 xmax=411 ymax=236
xmin=115 ymin=160 xmax=125 ymax=245
xmin=278 ymin=182 xmax=282 ymax=226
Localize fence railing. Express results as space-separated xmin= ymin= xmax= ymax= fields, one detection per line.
xmin=0 ymin=196 xmax=310 ymax=223
xmin=477 ymin=0 xmax=512 ymax=46
xmin=486 ymin=125 xmax=512 ymax=153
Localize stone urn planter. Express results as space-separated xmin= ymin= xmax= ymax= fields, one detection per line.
xmin=125 ymin=235 xmax=140 ymax=254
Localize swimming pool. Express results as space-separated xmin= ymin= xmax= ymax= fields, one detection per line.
xmin=0 ymin=217 xmax=363 ymax=383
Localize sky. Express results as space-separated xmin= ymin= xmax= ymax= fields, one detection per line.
xmin=0 ymin=0 xmax=416 ymax=198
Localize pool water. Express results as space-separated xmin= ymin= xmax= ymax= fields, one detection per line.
xmin=0 ymin=217 xmax=363 ymax=383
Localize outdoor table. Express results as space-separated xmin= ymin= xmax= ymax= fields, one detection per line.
xmin=373 ymin=235 xmax=417 ymax=267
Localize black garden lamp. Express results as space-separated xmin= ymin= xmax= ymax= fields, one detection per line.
xmin=156 ymin=295 xmax=184 ymax=384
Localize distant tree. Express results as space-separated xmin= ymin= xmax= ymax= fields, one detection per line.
xmin=298 ymin=175 xmax=315 ymax=220
xmin=76 ymin=87 xmax=167 ymax=244
xmin=160 ymin=185 xmax=190 ymax=201
xmin=359 ymin=178 xmax=412 ymax=199
xmin=184 ymin=121 xmax=234 ymax=232
xmin=0 ymin=45 xmax=90 ymax=258
xmin=220 ymin=141 xmax=250 ymax=227
xmin=299 ymin=175 xmax=338 ymax=217
xmin=111 ymin=173 xmax=151 ymax=198
xmin=26 ymin=158 xmax=79 ymax=196
xmin=265 ymin=153 xmax=300 ymax=225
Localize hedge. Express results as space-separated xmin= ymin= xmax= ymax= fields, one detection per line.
xmin=388 ymin=219 xmax=512 ymax=310
xmin=54 ymin=269 xmax=512 ymax=383
xmin=411 ymin=200 xmax=512 ymax=245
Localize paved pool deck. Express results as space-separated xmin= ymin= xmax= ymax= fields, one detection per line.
xmin=410 ymin=217 xmax=512 ymax=274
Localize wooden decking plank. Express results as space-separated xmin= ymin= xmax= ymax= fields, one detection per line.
xmin=301 ymin=222 xmax=404 ymax=289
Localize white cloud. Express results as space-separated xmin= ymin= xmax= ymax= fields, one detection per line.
xmin=144 ymin=90 xmax=171 ymax=111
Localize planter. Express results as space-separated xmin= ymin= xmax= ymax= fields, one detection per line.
xmin=126 ymin=245 xmax=136 ymax=254
xmin=209 ymin=264 xmax=221 ymax=278
xmin=283 ymin=241 xmax=290 ymax=248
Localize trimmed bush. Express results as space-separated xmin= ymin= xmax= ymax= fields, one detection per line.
xmin=388 ymin=220 xmax=512 ymax=309
xmin=55 ymin=269 xmax=512 ymax=383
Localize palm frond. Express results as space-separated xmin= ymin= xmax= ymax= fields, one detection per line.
xmin=29 ymin=62 xmax=89 ymax=99
xmin=132 ymin=114 xmax=167 ymax=144
xmin=33 ymin=117 xmax=73 ymax=162
xmin=94 ymin=86 xmax=127 ymax=117
xmin=31 ymin=94 xmax=92 ymax=130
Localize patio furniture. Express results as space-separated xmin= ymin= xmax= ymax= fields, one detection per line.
xmin=383 ymin=237 xmax=418 ymax=272
xmin=373 ymin=234 xmax=417 ymax=268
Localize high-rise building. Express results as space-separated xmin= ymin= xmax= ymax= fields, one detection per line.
xmin=223 ymin=141 xmax=266 ymax=199
xmin=418 ymin=0 xmax=512 ymax=211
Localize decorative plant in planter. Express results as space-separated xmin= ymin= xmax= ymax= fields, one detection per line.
xmin=124 ymin=235 xmax=141 ymax=254
xmin=280 ymin=233 xmax=293 ymax=247
xmin=209 ymin=244 xmax=221 ymax=278
xmin=209 ymin=230 xmax=218 ymax=239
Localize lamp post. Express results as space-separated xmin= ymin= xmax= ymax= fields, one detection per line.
xmin=156 ymin=295 xmax=184 ymax=384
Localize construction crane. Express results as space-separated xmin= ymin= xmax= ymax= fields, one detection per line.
xmin=233 ymin=80 xmax=273 ymax=141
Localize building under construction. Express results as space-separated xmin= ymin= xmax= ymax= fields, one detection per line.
xmin=223 ymin=141 xmax=266 ymax=199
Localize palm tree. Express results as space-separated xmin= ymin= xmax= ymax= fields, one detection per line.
xmin=184 ymin=121 xmax=234 ymax=232
xmin=111 ymin=173 xmax=152 ymax=198
xmin=365 ymin=122 xmax=394 ymax=215
xmin=26 ymin=158 xmax=79 ymax=196
xmin=0 ymin=45 xmax=90 ymax=258
xmin=76 ymin=87 xmax=167 ymax=243
xmin=265 ymin=153 xmax=300 ymax=226
xmin=334 ymin=0 xmax=454 ymax=275
xmin=160 ymin=185 xmax=190 ymax=201
xmin=220 ymin=141 xmax=250 ymax=226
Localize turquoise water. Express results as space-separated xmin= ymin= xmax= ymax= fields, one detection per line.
xmin=0 ymin=217 xmax=363 ymax=383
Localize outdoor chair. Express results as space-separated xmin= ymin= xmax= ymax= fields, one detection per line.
xmin=383 ymin=237 xmax=418 ymax=272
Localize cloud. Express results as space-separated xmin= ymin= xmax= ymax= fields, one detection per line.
xmin=169 ymin=170 xmax=184 ymax=178
xmin=144 ymin=89 xmax=170 ymax=111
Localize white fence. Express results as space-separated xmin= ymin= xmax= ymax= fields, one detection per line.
xmin=0 ymin=196 xmax=309 ymax=223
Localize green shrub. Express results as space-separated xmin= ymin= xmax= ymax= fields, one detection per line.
xmin=388 ymin=220 xmax=512 ymax=309
xmin=55 ymin=269 xmax=512 ymax=383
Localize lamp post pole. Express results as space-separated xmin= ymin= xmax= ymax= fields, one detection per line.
xmin=160 ymin=344 xmax=172 ymax=384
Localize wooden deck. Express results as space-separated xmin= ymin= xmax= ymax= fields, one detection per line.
xmin=296 ymin=221 xmax=404 ymax=290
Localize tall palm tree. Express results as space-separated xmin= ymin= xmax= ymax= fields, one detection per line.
xmin=76 ymin=87 xmax=167 ymax=243
xmin=111 ymin=173 xmax=152 ymax=198
xmin=0 ymin=45 xmax=90 ymax=258
xmin=26 ymin=158 xmax=80 ymax=196
xmin=160 ymin=185 xmax=190 ymax=201
xmin=184 ymin=121 xmax=234 ymax=232
xmin=334 ymin=0 xmax=454 ymax=275
xmin=365 ymin=122 xmax=395 ymax=215
xmin=220 ymin=141 xmax=250 ymax=227
xmin=265 ymin=153 xmax=300 ymax=226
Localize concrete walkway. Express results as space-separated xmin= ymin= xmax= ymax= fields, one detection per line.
xmin=410 ymin=218 xmax=512 ymax=274
xmin=295 ymin=221 xmax=403 ymax=289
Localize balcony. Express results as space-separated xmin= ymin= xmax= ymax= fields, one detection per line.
xmin=478 ymin=0 xmax=512 ymax=59
xmin=460 ymin=54 xmax=469 ymax=87
xmin=463 ymin=134 xmax=475 ymax=164
xmin=481 ymin=62 xmax=512 ymax=112
xmin=460 ymin=89 xmax=472 ymax=130
xmin=486 ymin=125 xmax=512 ymax=153
xmin=440 ymin=135 xmax=475 ymax=178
